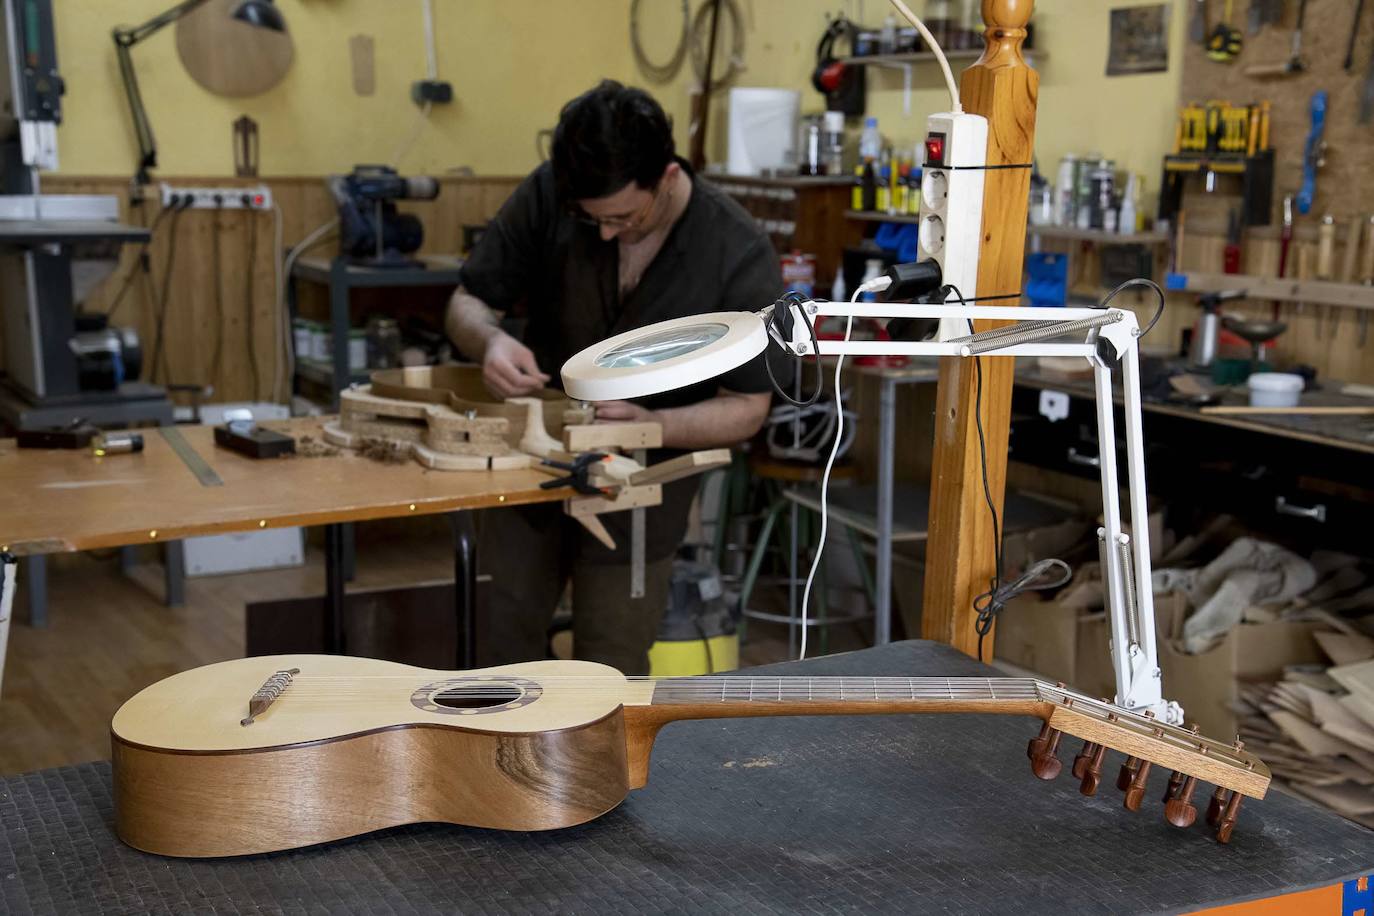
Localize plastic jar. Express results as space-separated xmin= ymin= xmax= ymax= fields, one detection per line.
xmin=1247 ymin=372 xmax=1303 ymax=408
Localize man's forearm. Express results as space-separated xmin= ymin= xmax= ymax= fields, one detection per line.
xmin=651 ymin=390 xmax=771 ymax=450
xmin=445 ymin=287 xmax=504 ymax=361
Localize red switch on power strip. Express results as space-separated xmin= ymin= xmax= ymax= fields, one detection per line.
xmin=924 ymin=134 xmax=946 ymax=167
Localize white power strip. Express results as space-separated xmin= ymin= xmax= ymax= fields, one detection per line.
xmin=915 ymin=111 xmax=988 ymax=340
xmin=158 ymin=182 xmax=274 ymax=211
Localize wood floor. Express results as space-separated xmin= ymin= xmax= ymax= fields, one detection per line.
xmin=0 ymin=524 xmax=854 ymax=775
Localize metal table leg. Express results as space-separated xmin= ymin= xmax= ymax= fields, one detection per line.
xmin=450 ymin=512 xmax=478 ymax=669
xmin=163 ymin=541 xmax=185 ymax=608
xmin=324 ymin=524 xmax=346 ymax=653
xmin=23 ymin=555 xmax=46 ymax=628
xmin=875 ymin=374 xmax=896 ymax=644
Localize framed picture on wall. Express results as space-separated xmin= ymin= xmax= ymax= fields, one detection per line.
xmin=1106 ymin=4 xmax=1170 ymax=76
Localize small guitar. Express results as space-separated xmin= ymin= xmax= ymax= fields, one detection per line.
xmin=111 ymin=655 xmax=1270 ymax=857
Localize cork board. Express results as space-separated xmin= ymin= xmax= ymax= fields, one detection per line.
xmin=1177 ymin=0 xmax=1374 ymax=225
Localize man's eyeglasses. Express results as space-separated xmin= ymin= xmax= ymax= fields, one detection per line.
xmin=571 ymin=182 xmax=661 ymax=231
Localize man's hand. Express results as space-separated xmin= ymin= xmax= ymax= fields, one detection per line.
xmin=593 ymin=400 xmax=661 ymax=424
xmin=483 ymin=333 xmax=551 ymax=399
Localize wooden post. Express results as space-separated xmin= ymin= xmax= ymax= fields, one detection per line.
xmin=921 ymin=0 xmax=1038 ymax=658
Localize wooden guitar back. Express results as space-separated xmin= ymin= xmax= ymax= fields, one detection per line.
xmin=113 ymin=708 xmax=630 ymax=857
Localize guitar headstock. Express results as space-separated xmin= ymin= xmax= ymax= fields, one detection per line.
xmin=1024 ymin=681 xmax=1270 ymax=844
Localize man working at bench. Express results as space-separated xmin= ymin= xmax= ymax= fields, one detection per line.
xmin=446 ymin=80 xmax=782 ymax=675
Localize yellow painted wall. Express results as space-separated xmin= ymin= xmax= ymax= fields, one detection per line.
xmin=54 ymin=0 xmax=1184 ymax=191
xmin=54 ymin=0 xmax=626 ymax=177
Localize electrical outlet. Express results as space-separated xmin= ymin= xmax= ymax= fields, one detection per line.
xmin=158 ymin=182 xmax=274 ymax=211
xmin=914 ymin=112 xmax=988 ymax=341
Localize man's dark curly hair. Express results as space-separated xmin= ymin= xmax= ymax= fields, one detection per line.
xmin=551 ymin=80 xmax=676 ymax=201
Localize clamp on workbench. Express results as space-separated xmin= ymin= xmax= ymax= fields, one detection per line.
xmin=538 ymin=452 xmax=614 ymax=496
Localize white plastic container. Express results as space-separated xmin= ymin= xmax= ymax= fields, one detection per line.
xmin=1247 ymin=372 xmax=1303 ymax=408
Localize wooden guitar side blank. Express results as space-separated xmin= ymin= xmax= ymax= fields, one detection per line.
xmin=112 ymin=712 xmax=629 ymax=858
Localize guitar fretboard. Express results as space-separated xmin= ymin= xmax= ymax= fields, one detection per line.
xmin=647 ymin=676 xmax=1044 ymax=705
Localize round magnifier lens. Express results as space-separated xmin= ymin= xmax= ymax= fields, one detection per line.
xmin=594 ymin=322 xmax=730 ymax=369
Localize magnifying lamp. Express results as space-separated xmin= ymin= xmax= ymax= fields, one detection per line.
xmin=561 ymin=311 xmax=768 ymax=402
xmin=559 ymin=280 xmax=1183 ymax=727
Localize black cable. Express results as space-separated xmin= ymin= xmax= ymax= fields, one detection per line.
xmin=244 ymin=208 xmax=261 ymax=402
xmin=763 ymin=291 xmax=824 ymax=407
xmin=106 ymin=205 xmax=172 ymax=321
xmin=149 ymin=203 xmax=190 ymax=384
xmin=1095 ymin=277 xmax=1167 ymax=339
xmin=693 ymin=616 xmax=716 ymax=675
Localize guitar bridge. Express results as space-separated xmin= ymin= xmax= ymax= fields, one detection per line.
xmin=241 ymin=668 xmax=300 ymax=726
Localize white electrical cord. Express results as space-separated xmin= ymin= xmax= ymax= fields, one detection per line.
xmin=421 ymin=0 xmax=438 ymax=80
xmin=886 ymin=0 xmax=962 ymax=113
xmin=798 ymin=276 xmax=889 ymax=660
xmin=0 ymin=556 xmax=16 ymax=698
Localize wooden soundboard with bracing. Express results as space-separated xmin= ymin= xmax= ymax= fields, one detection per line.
xmin=111 ymin=655 xmax=1270 ymax=857
xmin=320 ymin=365 xmax=729 ymax=548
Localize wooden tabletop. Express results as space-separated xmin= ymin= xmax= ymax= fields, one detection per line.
xmin=0 ymin=418 xmax=568 ymax=556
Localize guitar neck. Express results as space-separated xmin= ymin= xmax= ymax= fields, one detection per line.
xmin=621 ymin=674 xmax=1269 ymax=801
xmin=637 ymin=675 xmax=1046 ymax=716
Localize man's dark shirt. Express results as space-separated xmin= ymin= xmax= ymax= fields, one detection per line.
xmin=459 ymin=158 xmax=784 ymax=560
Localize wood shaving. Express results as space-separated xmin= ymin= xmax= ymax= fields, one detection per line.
xmin=358 ymin=437 xmax=411 ymax=465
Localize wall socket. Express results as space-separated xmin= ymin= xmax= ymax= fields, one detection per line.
xmin=158 ymin=182 xmax=274 ymax=211
xmin=914 ymin=111 xmax=988 ymax=341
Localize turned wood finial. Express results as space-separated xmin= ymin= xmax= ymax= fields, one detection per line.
xmin=978 ymin=0 xmax=1033 ymax=67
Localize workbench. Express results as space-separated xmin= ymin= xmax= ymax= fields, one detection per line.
xmin=0 ymin=417 xmax=571 ymax=667
xmin=1 ymin=640 xmax=1368 ymax=914
xmin=1011 ymin=361 xmax=1374 ymax=546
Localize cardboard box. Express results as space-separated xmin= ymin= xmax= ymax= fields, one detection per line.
xmin=1076 ymin=592 xmax=1324 ymax=739
xmin=994 ymin=573 xmax=1103 ymax=686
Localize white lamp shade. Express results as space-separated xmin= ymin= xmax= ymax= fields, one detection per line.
xmin=560 ymin=311 xmax=768 ymax=401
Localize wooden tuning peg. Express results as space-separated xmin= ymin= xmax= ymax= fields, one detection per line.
xmin=1078 ymin=743 xmax=1108 ymax=796
xmin=1164 ymin=775 xmax=1199 ymax=828
xmin=1116 ymin=756 xmax=1140 ymax=792
xmin=1028 ymin=721 xmax=1053 ymax=760
xmin=1029 ymin=727 xmax=1063 ymax=780
xmin=1206 ymin=787 xmax=1231 ymax=828
xmin=1215 ymin=791 xmax=1244 ymax=844
xmin=1162 ymin=770 xmax=1186 ymax=802
xmin=1123 ymin=760 xmax=1153 ymax=811
xmin=1072 ymin=741 xmax=1100 ymax=780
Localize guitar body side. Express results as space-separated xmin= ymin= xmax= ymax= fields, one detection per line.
xmin=112 ymin=709 xmax=630 ymax=857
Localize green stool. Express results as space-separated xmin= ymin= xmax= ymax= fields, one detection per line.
xmin=735 ymin=455 xmax=875 ymax=658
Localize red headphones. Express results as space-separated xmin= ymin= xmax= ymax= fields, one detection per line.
xmin=811 ymin=18 xmax=853 ymax=95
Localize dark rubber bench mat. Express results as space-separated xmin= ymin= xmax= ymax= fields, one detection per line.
xmin=2 ymin=640 xmax=1370 ymax=914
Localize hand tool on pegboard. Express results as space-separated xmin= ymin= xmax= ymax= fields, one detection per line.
xmin=1190 ymin=0 xmax=1207 ymax=44
xmin=1272 ymin=194 xmax=1293 ymax=321
xmin=1347 ymin=0 xmax=1367 ymax=71
xmin=1316 ymin=215 xmax=1338 ymax=338
xmin=1342 ymin=216 xmax=1365 ymax=346
xmin=1245 ymin=0 xmax=1308 ymax=76
xmin=1295 ymin=90 xmax=1327 ymax=216
xmin=1362 ymin=54 xmax=1374 ymax=124
xmin=1207 ymin=0 xmax=1243 ymax=62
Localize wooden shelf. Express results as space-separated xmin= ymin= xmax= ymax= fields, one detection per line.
xmin=843 ymin=210 xmax=1170 ymax=245
xmin=1166 ymin=272 xmax=1374 ymax=311
xmin=1030 ymin=225 xmax=1170 ymax=245
xmin=839 ymin=49 xmax=1044 ymax=66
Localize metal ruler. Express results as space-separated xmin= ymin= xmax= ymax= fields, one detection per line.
xmin=159 ymin=426 xmax=223 ymax=487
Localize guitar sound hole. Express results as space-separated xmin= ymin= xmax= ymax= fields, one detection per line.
xmin=432 ymin=685 xmax=522 ymax=710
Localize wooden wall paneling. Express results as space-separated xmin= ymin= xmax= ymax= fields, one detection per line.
xmin=17 ymin=175 xmax=525 ymax=405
